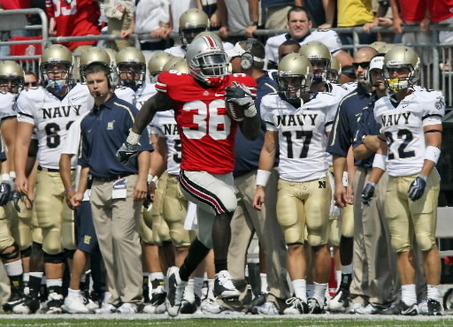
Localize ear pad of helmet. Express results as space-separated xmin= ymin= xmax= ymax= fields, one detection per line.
xmin=240 ymin=39 xmax=256 ymax=70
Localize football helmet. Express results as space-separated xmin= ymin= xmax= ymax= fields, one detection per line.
xmin=383 ymin=45 xmax=420 ymax=92
xmin=39 ymin=44 xmax=73 ymax=93
xmin=186 ymin=35 xmax=228 ymax=87
xmin=79 ymin=47 xmax=111 ymax=81
xmin=298 ymin=41 xmax=330 ymax=83
xmin=115 ymin=47 xmax=146 ymax=90
xmin=148 ymin=51 xmax=174 ymax=82
xmin=179 ymin=8 xmax=209 ymax=46
xmin=277 ymin=53 xmax=313 ymax=105
xmin=0 ymin=60 xmax=25 ymax=93
xmin=163 ymin=57 xmax=189 ymax=74
xmin=369 ymin=41 xmax=387 ymax=53
xmin=326 ymin=55 xmax=340 ymax=83
xmin=194 ymin=31 xmax=223 ymax=44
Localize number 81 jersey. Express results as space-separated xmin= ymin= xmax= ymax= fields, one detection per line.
xmin=156 ymin=71 xmax=257 ymax=175
xmin=261 ymin=92 xmax=338 ymax=182
xmin=16 ymin=84 xmax=94 ymax=169
xmin=374 ymin=88 xmax=445 ymax=177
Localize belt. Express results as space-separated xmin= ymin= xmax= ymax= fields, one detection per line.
xmin=92 ymin=174 xmax=131 ymax=182
xmin=38 ymin=166 xmax=59 ymax=173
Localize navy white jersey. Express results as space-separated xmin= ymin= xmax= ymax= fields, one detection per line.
xmin=165 ymin=45 xmax=186 ymax=58
xmin=134 ymin=82 xmax=157 ymax=110
xmin=16 ymin=84 xmax=93 ymax=169
xmin=114 ymin=86 xmax=135 ymax=104
xmin=265 ymin=29 xmax=342 ymax=67
xmin=374 ymin=88 xmax=445 ymax=177
xmin=149 ymin=109 xmax=181 ymax=176
xmin=0 ymin=92 xmax=17 ymax=122
xmin=261 ymin=92 xmax=337 ymax=182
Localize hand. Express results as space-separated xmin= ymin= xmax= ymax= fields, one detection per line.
xmin=116 ymin=141 xmax=138 ymax=164
xmin=0 ymin=182 xmax=12 ymax=206
xmin=65 ymin=189 xmax=76 ymax=209
xmin=361 ymin=182 xmax=376 ymax=206
xmin=253 ymin=186 xmax=265 ymax=210
xmin=408 ymin=175 xmax=427 ymax=201
xmin=70 ymin=191 xmax=84 ymax=208
xmin=245 ymin=25 xmax=257 ymax=38
xmin=225 ymin=82 xmax=254 ymax=108
xmin=334 ymin=183 xmax=347 ymax=208
xmin=133 ymin=179 xmax=148 ymax=201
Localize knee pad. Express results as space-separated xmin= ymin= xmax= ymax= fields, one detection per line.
xmin=20 ymin=246 xmax=32 ymax=258
xmin=0 ymin=242 xmax=20 ymax=261
xmin=170 ymin=227 xmax=191 ymax=248
xmin=43 ymin=251 xmax=66 ymax=264
xmin=416 ymin=232 xmax=436 ymax=252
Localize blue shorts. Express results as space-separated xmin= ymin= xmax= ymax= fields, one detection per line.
xmin=75 ymin=200 xmax=99 ymax=254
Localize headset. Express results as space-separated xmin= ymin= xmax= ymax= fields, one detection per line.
xmin=240 ymin=38 xmax=257 ymax=70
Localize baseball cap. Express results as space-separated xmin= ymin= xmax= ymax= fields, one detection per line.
xmin=369 ymin=55 xmax=384 ymax=71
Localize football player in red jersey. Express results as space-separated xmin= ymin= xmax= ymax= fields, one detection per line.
xmin=117 ymin=35 xmax=260 ymax=316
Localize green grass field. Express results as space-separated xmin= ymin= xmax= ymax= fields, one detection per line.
xmin=0 ymin=315 xmax=452 ymax=327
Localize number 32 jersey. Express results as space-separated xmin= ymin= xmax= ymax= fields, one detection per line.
xmin=155 ymin=71 xmax=257 ymax=175
xmin=261 ymin=92 xmax=338 ymax=182
xmin=16 ymin=84 xmax=94 ymax=169
xmin=374 ymin=87 xmax=445 ymax=177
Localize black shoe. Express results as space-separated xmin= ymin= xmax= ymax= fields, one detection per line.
xmin=307 ymin=298 xmax=324 ymax=314
xmin=427 ymin=299 xmax=443 ymax=316
xmin=180 ymin=299 xmax=198 ymax=314
xmin=283 ymin=297 xmax=308 ymax=314
xmin=249 ymin=293 xmax=267 ymax=313
xmin=3 ymin=290 xmax=26 ymax=312
xmin=12 ymin=295 xmax=40 ymax=314
xmin=382 ymin=301 xmax=418 ymax=316
xmin=46 ymin=286 xmax=64 ymax=314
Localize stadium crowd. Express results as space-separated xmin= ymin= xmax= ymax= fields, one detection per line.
xmin=0 ymin=0 xmax=451 ymax=318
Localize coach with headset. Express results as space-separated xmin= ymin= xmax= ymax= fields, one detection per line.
xmin=225 ymin=38 xmax=291 ymax=315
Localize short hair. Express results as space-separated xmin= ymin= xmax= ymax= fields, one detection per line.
xmin=83 ymin=63 xmax=110 ymax=78
xmin=279 ymin=39 xmax=301 ymax=49
xmin=287 ymin=6 xmax=312 ymax=22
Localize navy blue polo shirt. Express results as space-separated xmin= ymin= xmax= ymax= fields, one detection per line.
xmin=79 ymin=94 xmax=153 ymax=178
xmin=234 ymin=73 xmax=278 ymax=178
xmin=326 ymin=84 xmax=374 ymax=168
xmin=352 ymin=96 xmax=381 ymax=149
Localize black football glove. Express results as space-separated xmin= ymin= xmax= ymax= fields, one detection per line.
xmin=225 ymin=81 xmax=254 ymax=108
xmin=11 ymin=191 xmax=23 ymax=213
xmin=408 ymin=175 xmax=427 ymax=201
xmin=0 ymin=182 xmax=12 ymax=206
xmin=361 ymin=182 xmax=376 ymax=206
xmin=116 ymin=141 xmax=139 ymax=164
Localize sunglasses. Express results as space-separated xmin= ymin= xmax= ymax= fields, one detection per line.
xmin=24 ymin=82 xmax=38 ymax=87
xmin=353 ymin=62 xmax=370 ymax=69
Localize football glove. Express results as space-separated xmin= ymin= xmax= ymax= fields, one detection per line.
xmin=11 ymin=191 xmax=23 ymax=213
xmin=361 ymin=182 xmax=376 ymax=206
xmin=0 ymin=182 xmax=12 ymax=206
xmin=225 ymin=81 xmax=254 ymax=108
xmin=116 ymin=141 xmax=138 ymax=164
xmin=408 ymin=175 xmax=427 ymax=201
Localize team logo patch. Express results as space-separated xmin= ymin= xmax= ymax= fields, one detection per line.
xmin=435 ymin=98 xmax=445 ymax=110
xmin=84 ymin=235 xmax=91 ymax=245
xmin=318 ymin=180 xmax=327 ymax=189
xmin=203 ymin=91 xmax=209 ymax=96
xmin=107 ymin=120 xmax=115 ymax=130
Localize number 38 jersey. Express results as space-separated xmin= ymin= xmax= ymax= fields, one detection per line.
xmin=374 ymin=87 xmax=445 ymax=177
xmin=155 ymin=71 xmax=257 ymax=175
xmin=261 ymin=92 xmax=338 ymax=182
xmin=16 ymin=84 xmax=93 ymax=169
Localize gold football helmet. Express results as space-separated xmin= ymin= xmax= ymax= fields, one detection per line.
xmin=179 ymin=8 xmax=209 ymax=46
xmin=163 ymin=57 xmax=189 ymax=74
xmin=39 ymin=44 xmax=73 ymax=92
xmin=383 ymin=45 xmax=420 ymax=92
xmin=0 ymin=60 xmax=25 ymax=93
xmin=327 ymin=55 xmax=341 ymax=83
xmin=277 ymin=53 xmax=313 ymax=104
xmin=79 ymin=47 xmax=111 ymax=81
xmin=115 ymin=47 xmax=146 ymax=90
xmin=299 ymin=41 xmax=330 ymax=83
xmin=148 ymin=51 xmax=174 ymax=82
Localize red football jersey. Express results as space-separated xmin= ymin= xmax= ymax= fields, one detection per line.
xmin=46 ymin=0 xmax=100 ymax=50
xmin=156 ymin=71 xmax=257 ymax=175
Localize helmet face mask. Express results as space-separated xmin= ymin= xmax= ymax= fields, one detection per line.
xmin=383 ymin=46 xmax=420 ymax=92
xmin=0 ymin=61 xmax=25 ymax=94
xmin=115 ymin=47 xmax=146 ymax=90
xmin=277 ymin=53 xmax=313 ymax=105
xmin=186 ymin=36 xmax=228 ymax=87
xmin=40 ymin=45 xmax=73 ymax=94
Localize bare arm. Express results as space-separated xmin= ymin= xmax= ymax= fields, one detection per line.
xmin=14 ymin=122 xmax=34 ymax=194
xmin=134 ymin=149 xmax=150 ymax=201
xmin=131 ymin=92 xmax=173 ymax=135
xmin=70 ymin=166 xmax=89 ymax=208
xmin=420 ymin=124 xmax=442 ymax=177
xmin=149 ymin=134 xmax=167 ymax=178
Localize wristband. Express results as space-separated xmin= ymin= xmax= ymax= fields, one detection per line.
xmin=244 ymin=104 xmax=257 ymax=118
xmin=126 ymin=129 xmax=141 ymax=146
xmin=342 ymin=172 xmax=349 ymax=187
xmin=424 ymin=145 xmax=441 ymax=164
xmin=256 ymin=169 xmax=271 ymax=187
xmin=65 ymin=187 xmax=75 ymax=193
xmin=147 ymin=174 xmax=159 ymax=184
xmin=372 ymin=153 xmax=387 ymax=171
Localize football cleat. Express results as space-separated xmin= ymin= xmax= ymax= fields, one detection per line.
xmin=213 ymin=270 xmax=240 ymax=299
